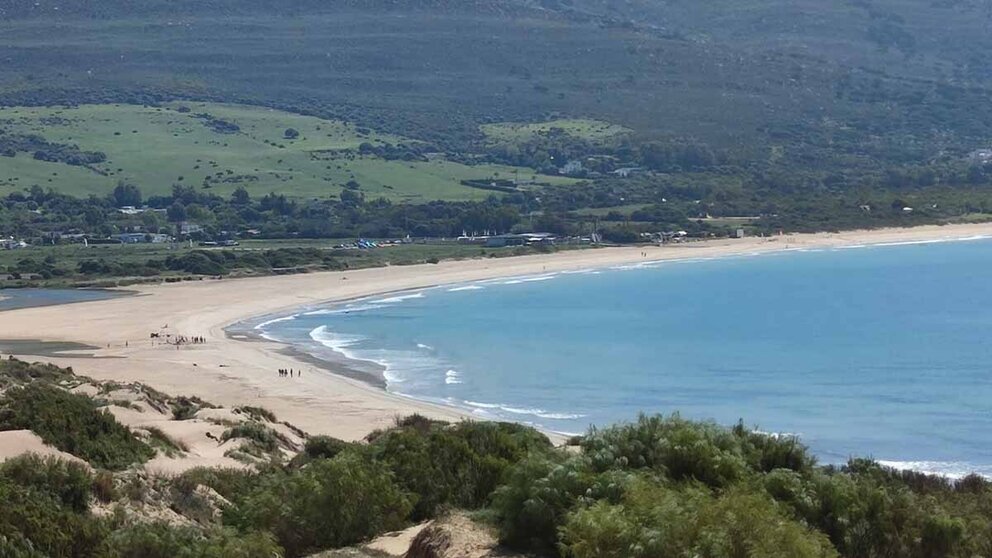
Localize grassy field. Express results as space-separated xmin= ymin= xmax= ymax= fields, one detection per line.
xmin=0 ymin=102 xmax=576 ymax=201
xmin=480 ymin=119 xmax=631 ymax=144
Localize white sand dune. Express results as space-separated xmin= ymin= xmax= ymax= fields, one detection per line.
xmin=0 ymin=430 xmax=88 ymax=466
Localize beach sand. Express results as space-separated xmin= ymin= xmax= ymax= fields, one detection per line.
xmin=1 ymin=223 xmax=990 ymax=449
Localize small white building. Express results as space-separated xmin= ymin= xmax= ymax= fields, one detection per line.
xmin=0 ymin=237 xmax=28 ymax=250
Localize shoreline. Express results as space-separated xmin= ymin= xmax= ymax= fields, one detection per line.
xmin=1 ymin=223 xmax=991 ymax=444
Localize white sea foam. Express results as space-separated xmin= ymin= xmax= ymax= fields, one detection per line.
xmin=309 ymin=325 xmax=367 ymax=357
xmin=254 ymin=315 xmax=297 ymax=329
xmin=610 ymin=261 xmax=664 ymax=271
xmin=868 ymin=235 xmax=991 ymax=248
xmin=447 ymin=285 xmax=485 ymax=292
xmin=877 ymin=460 xmax=992 ymax=480
xmin=833 ymin=235 xmax=991 ymax=252
xmin=304 ymin=303 xmax=387 ymax=316
xmin=309 ymin=326 xmax=452 ymax=386
xmin=464 ymin=400 xmax=502 ymax=409
xmin=462 ymin=400 xmax=585 ymax=420
xmin=535 ymin=412 xmax=588 ymax=420
xmin=521 ymin=275 xmax=557 ymax=282
xmin=303 ymin=292 xmax=423 ymax=317
xmin=371 ymin=292 xmax=425 ymax=304
xmin=444 ymin=369 xmax=462 ymax=384
xmin=502 ymin=275 xmax=557 ymax=285
xmin=416 ymin=343 xmax=434 ymax=350
xmin=752 ymin=429 xmax=801 ymax=439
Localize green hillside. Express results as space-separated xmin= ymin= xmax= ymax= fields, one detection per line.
xmin=0 ymin=102 xmax=575 ymax=200
xmin=481 ymin=119 xmax=631 ymax=145
xmin=3 ymin=1 xmax=992 ymax=237
xmin=3 ymin=0 xmax=992 ymax=165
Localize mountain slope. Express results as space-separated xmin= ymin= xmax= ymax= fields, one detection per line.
xmin=2 ymin=1 xmax=991 ymax=172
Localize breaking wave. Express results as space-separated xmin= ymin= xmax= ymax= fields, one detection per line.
xmin=463 ymin=400 xmax=585 ymax=421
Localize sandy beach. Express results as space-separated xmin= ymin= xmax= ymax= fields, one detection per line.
xmin=1 ymin=223 xmax=991 ymax=444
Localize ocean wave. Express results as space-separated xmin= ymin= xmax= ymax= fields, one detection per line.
xmin=463 ymin=400 xmax=585 ymax=420
xmin=309 ymin=325 xmax=366 ymax=353
xmin=464 ymin=400 xmax=502 ymax=409
xmin=832 ymin=235 xmax=991 ymax=252
xmin=444 ymin=369 xmax=462 ymax=384
xmin=254 ymin=315 xmax=297 ymax=329
xmin=868 ymin=235 xmax=990 ymax=248
xmin=416 ymin=343 xmax=433 ymax=350
xmin=447 ymin=285 xmax=485 ymax=292
xmin=371 ymin=292 xmax=425 ymax=304
xmin=877 ymin=460 xmax=992 ymax=480
xmin=502 ymin=275 xmax=557 ymax=285
xmin=610 ymin=261 xmax=663 ymax=271
xmin=304 ymin=303 xmax=387 ymax=316
xmin=310 ymin=326 xmax=453 ymax=386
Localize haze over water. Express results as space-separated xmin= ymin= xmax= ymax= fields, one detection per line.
xmin=258 ymin=238 xmax=992 ymax=478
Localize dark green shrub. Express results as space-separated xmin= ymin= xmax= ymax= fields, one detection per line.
xmin=171 ymin=399 xmax=198 ymax=420
xmin=0 ymin=477 xmax=109 ymax=557
xmin=582 ymin=413 xmax=748 ymax=487
xmin=102 ymin=523 xmax=281 ymax=558
xmin=369 ymin=420 xmax=553 ymax=520
xmin=733 ymin=420 xmax=816 ymax=474
xmin=0 ymin=455 xmax=93 ymax=512
xmin=234 ymin=405 xmax=276 ymax=423
xmin=490 ymin=454 xmax=627 ymax=554
xmin=93 ymin=471 xmax=116 ymax=503
xmin=0 ymin=533 xmax=48 ymax=558
xmin=561 ymin=481 xmax=838 ymax=558
xmin=221 ymin=422 xmax=285 ymax=454
xmin=0 ymin=358 xmax=73 ymax=388
xmin=0 ymin=384 xmax=154 ymax=470
xmin=225 ymin=452 xmax=412 ymax=557
xmin=303 ymin=435 xmax=351 ymax=460
xmin=177 ymin=467 xmax=259 ymax=503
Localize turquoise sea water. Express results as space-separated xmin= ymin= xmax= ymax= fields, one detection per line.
xmin=256 ymin=237 xmax=992 ymax=478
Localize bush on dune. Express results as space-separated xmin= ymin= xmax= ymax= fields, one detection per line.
xmin=0 ymin=473 xmax=108 ymax=557
xmin=102 ymin=523 xmax=281 ymax=558
xmin=490 ymin=453 xmax=630 ymax=554
xmin=561 ymin=480 xmax=837 ymax=558
xmin=0 ymin=454 xmax=94 ymax=512
xmin=368 ymin=420 xmax=553 ymax=520
xmin=225 ymin=452 xmax=412 ymax=557
xmin=0 ymin=384 xmax=154 ymax=470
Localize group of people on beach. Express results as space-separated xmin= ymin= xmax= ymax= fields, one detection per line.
xmin=278 ymin=368 xmax=299 ymax=378
xmin=175 ymin=335 xmax=205 ymax=345
xmin=149 ymin=332 xmax=207 ymax=348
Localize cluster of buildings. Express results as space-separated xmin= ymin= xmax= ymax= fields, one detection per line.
xmin=556 ymin=157 xmax=645 ymax=179
xmin=457 ymin=232 xmax=598 ymax=247
xmin=1 ymin=237 xmax=29 ymax=250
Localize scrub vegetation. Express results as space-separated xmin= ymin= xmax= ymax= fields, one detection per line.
xmin=2 ymin=357 xmax=992 ymax=557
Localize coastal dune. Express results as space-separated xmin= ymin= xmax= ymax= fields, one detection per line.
xmin=1 ymin=224 xmax=990 ymax=442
